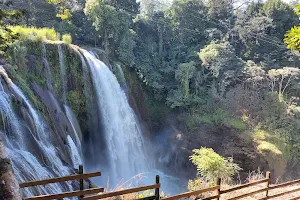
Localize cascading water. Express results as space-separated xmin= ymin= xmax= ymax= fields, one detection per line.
xmin=42 ymin=44 xmax=53 ymax=91
xmin=66 ymin=135 xmax=82 ymax=169
xmin=11 ymin=84 xmax=70 ymax=175
xmin=64 ymin=105 xmax=82 ymax=151
xmin=58 ymin=44 xmax=67 ymax=102
xmin=0 ymin=89 xmax=69 ymax=198
xmin=59 ymin=45 xmax=83 ymax=166
xmin=80 ymin=49 xmax=148 ymax=185
xmin=8 ymin=83 xmax=76 ymax=198
xmin=114 ymin=64 xmax=128 ymax=93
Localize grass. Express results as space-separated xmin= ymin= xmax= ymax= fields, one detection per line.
xmin=11 ymin=26 xmax=60 ymax=42
xmin=187 ymin=109 xmax=247 ymax=131
xmin=99 ymin=173 xmax=161 ymax=200
xmin=62 ymin=34 xmax=72 ymax=44
xmin=10 ymin=26 xmax=73 ymax=44
xmin=257 ymin=141 xmax=282 ymax=156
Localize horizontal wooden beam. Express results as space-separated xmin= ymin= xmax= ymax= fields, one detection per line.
xmin=220 ymin=178 xmax=269 ymax=194
xmin=268 ymin=187 xmax=300 ymax=199
xmin=257 ymin=197 xmax=267 ymax=200
xmin=138 ymin=195 xmax=156 ymax=200
xmin=226 ymin=187 xmax=268 ymax=200
xmin=82 ymin=184 xmax=160 ymax=200
xmin=269 ymin=179 xmax=300 ymax=190
xmin=162 ymin=185 xmax=220 ymax=200
xmin=25 ymin=188 xmax=104 ymax=200
xmin=202 ymin=194 xmax=219 ymax=200
xmin=20 ymin=172 xmax=101 ymax=188
xmin=289 ymin=195 xmax=300 ymax=200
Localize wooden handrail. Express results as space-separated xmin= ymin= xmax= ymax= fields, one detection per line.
xmin=202 ymin=194 xmax=220 ymax=200
xmin=257 ymin=197 xmax=267 ymax=200
xmin=226 ymin=187 xmax=268 ymax=200
xmin=269 ymin=179 xmax=300 ymax=190
xmin=289 ymin=195 xmax=300 ymax=200
xmin=20 ymin=172 xmax=101 ymax=188
xmin=138 ymin=195 xmax=156 ymax=200
xmin=25 ymin=188 xmax=104 ymax=200
xmin=82 ymin=183 xmax=160 ymax=200
xmin=220 ymin=178 xmax=269 ymax=194
xmin=267 ymin=187 xmax=300 ymax=199
xmin=162 ymin=185 xmax=220 ymax=200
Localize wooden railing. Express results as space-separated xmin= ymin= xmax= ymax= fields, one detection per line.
xmin=20 ymin=165 xmax=103 ymax=200
xmin=163 ymin=171 xmax=300 ymax=200
xmin=19 ymin=168 xmax=300 ymax=200
xmin=82 ymin=175 xmax=160 ymax=200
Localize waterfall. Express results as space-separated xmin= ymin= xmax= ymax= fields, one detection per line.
xmin=42 ymin=44 xmax=53 ymax=91
xmin=114 ymin=64 xmax=128 ymax=93
xmin=64 ymin=105 xmax=82 ymax=153
xmin=58 ymin=44 xmax=67 ymax=102
xmin=0 ymin=91 xmax=70 ymax=198
xmin=8 ymin=84 xmax=75 ymax=198
xmin=11 ymin=84 xmax=71 ymax=175
xmin=80 ymin=49 xmax=148 ymax=185
xmin=66 ymin=135 xmax=82 ymax=169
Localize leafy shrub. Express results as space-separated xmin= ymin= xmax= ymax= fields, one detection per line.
xmin=253 ymin=130 xmax=266 ymax=143
xmin=62 ymin=34 xmax=72 ymax=44
xmin=190 ymin=147 xmax=241 ymax=183
xmin=187 ymin=108 xmax=246 ymax=131
xmin=257 ymin=141 xmax=282 ymax=156
xmin=227 ymin=118 xmax=247 ymax=131
xmin=257 ymin=141 xmax=287 ymax=177
xmin=253 ymin=128 xmax=288 ymax=177
xmin=11 ymin=26 xmax=60 ymax=42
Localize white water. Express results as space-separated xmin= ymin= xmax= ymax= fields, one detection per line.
xmin=11 ymin=84 xmax=71 ymax=176
xmin=9 ymin=84 xmax=75 ymax=198
xmin=42 ymin=44 xmax=53 ymax=91
xmin=58 ymin=44 xmax=67 ymax=102
xmin=66 ymin=135 xmax=82 ymax=168
xmin=115 ymin=64 xmax=128 ymax=93
xmin=64 ymin=105 xmax=82 ymax=150
xmin=0 ymin=91 xmax=68 ymax=198
xmin=80 ymin=49 xmax=148 ymax=184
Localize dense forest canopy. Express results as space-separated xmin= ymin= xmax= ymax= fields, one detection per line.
xmin=4 ymin=0 xmax=300 ymax=191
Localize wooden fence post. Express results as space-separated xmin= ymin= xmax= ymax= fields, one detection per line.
xmin=217 ymin=178 xmax=221 ymax=200
xmin=265 ymin=171 xmax=271 ymax=200
xmin=155 ymin=175 xmax=160 ymax=200
xmin=79 ymin=165 xmax=84 ymax=200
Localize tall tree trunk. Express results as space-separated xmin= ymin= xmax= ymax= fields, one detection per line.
xmin=104 ymin=29 xmax=110 ymax=56
xmin=158 ymin=24 xmax=163 ymax=65
xmin=0 ymin=137 xmax=22 ymax=200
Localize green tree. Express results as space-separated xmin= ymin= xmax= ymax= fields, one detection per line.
xmin=199 ymin=42 xmax=244 ymax=93
xmin=285 ymin=4 xmax=300 ymax=52
xmin=190 ymin=147 xmax=241 ymax=183
xmin=0 ymin=1 xmax=22 ymax=58
xmin=168 ymin=0 xmax=210 ymax=62
xmin=47 ymin=0 xmax=72 ymax=20
xmin=84 ymin=0 xmax=135 ymax=65
xmin=175 ymin=61 xmax=196 ymax=97
xmin=262 ymin=0 xmax=299 ymax=39
xmin=267 ymin=67 xmax=300 ymax=96
xmin=206 ymin=0 xmax=234 ymax=24
xmin=140 ymin=0 xmax=171 ymax=16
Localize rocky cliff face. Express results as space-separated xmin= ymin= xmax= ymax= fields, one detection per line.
xmin=0 ymin=137 xmax=21 ymax=200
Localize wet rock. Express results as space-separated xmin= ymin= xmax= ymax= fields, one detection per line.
xmin=0 ymin=137 xmax=22 ymax=200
